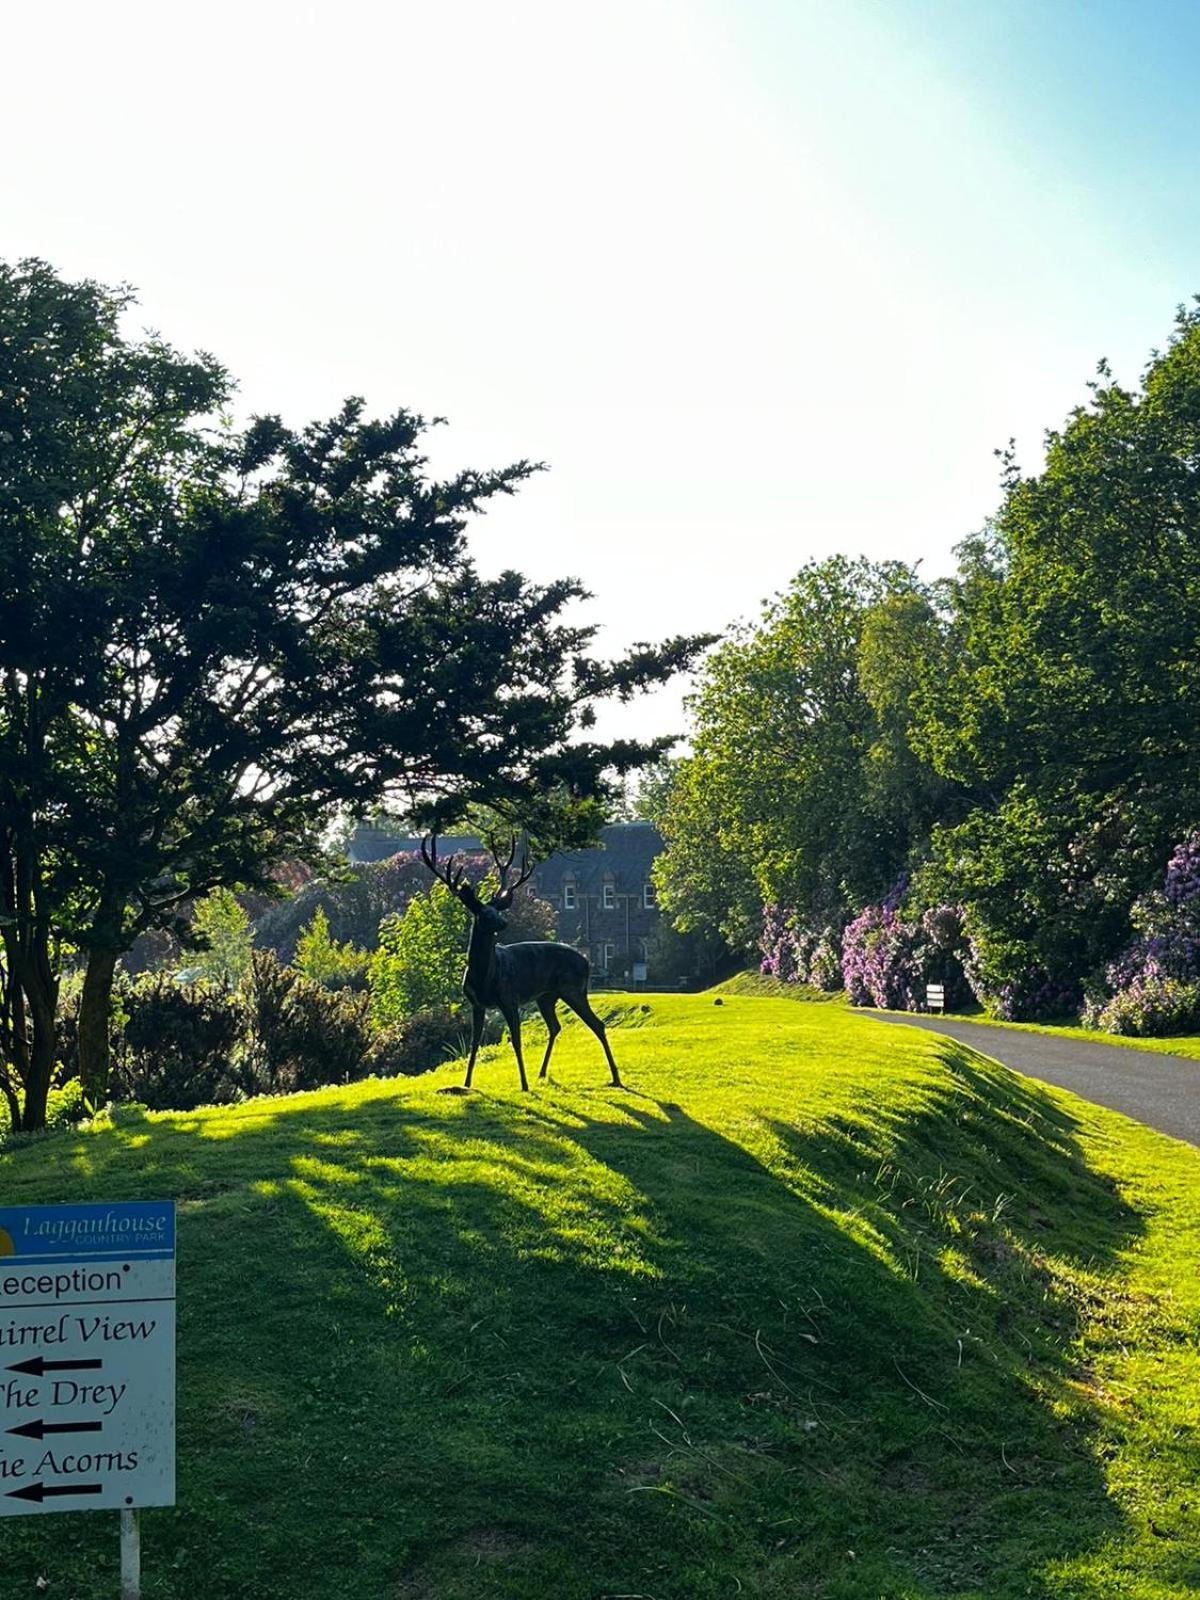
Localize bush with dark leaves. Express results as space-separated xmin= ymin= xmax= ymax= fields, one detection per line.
xmin=113 ymin=975 xmax=243 ymax=1110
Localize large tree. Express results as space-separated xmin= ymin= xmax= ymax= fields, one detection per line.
xmin=907 ymin=307 xmax=1200 ymax=1002
xmin=0 ymin=259 xmax=705 ymax=1127
xmin=654 ymin=556 xmax=936 ymax=948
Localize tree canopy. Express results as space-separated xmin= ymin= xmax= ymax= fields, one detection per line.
xmin=0 ymin=258 xmax=707 ymax=1126
xmin=656 ymin=301 xmax=1200 ymax=1028
xmin=654 ymin=556 xmax=939 ymax=947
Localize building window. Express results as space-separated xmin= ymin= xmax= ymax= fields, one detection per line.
xmin=603 ymin=942 xmax=615 ymax=970
xmin=563 ymin=881 xmax=577 ymax=910
xmin=643 ymin=882 xmax=658 ymax=909
xmin=602 ymin=881 xmax=615 ymax=910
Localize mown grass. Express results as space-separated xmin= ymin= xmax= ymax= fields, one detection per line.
xmin=711 ymin=972 xmax=845 ymax=1002
xmin=2 ymin=994 xmax=1199 ymax=1598
xmin=931 ymin=1009 xmax=1200 ymax=1062
xmin=718 ymin=967 xmax=1200 ymax=1059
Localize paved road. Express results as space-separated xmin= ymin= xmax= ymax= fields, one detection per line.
xmin=869 ymin=1013 xmax=1200 ymax=1147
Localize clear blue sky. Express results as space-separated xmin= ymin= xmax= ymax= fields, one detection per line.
xmin=3 ymin=0 xmax=1197 ymax=743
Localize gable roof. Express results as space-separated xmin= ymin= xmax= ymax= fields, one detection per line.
xmin=347 ymin=820 xmax=663 ymax=892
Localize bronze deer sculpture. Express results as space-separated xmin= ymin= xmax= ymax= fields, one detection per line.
xmin=420 ymin=834 xmax=622 ymax=1091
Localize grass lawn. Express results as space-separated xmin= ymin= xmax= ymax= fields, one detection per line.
xmin=720 ymin=969 xmax=1200 ymax=1061
xmin=926 ymin=1009 xmax=1200 ymax=1063
xmin=3 ymin=994 xmax=1199 ymax=1598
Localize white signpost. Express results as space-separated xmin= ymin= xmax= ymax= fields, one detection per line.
xmin=0 ymin=1200 xmax=176 ymax=1596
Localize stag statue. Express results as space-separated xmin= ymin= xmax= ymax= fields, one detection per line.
xmin=420 ymin=833 xmax=622 ymax=1092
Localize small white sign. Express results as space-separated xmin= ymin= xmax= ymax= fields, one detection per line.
xmin=0 ymin=1201 xmax=176 ymax=1516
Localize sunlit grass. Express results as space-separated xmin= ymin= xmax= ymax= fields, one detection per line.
xmin=930 ymin=1007 xmax=1200 ymax=1060
xmin=2 ymin=994 xmax=1199 ymax=1597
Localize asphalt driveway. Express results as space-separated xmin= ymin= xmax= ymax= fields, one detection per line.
xmin=869 ymin=1012 xmax=1200 ymax=1147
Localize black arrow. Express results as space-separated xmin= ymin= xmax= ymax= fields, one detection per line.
xmin=6 ymin=1481 xmax=103 ymax=1503
xmin=6 ymin=1357 xmax=102 ymax=1377
xmin=7 ymin=1419 xmax=103 ymax=1440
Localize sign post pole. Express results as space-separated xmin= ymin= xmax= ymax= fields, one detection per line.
xmin=0 ymin=1200 xmax=175 ymax=1595
xmin=120 ymin=1507 xmax=141 ymax=1600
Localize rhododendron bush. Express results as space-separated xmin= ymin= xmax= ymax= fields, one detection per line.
xmin=1081 ymin=833 xmax=1200 ymax=1035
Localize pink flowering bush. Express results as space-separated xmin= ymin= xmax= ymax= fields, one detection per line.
xmin=841 ymin=886 xmax=970 ymax=1011
xmin=1087 ymin=975 xmax=1200 ymax=1037
xmin=1082 ymin=832 xmax=1200 ymax=1035
xmin=759 ymin=906 xmax=843 ymax=990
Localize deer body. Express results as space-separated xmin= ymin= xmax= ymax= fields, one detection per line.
xmin=423 ymin=834 xmax=622 ymax=1092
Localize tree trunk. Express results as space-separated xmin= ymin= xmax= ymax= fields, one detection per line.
xmin=12 ymin=962 xmax=58 ymax=1134
xmin=0 ymin=1072 xmax=23 ymax=1133
xmin=19 ymin=1046 xmax=50 ymax=1132
xmin=79 ymin=946 xmax=119 ymax=1107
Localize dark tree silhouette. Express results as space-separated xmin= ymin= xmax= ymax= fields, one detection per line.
xmin=0 ymin=259 xmax=706 ymax=1127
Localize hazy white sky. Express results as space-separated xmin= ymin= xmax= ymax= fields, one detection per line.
xmin=3 ymin=0 xmax=1197 ymax=745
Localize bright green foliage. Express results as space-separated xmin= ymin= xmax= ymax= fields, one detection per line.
xmin=655 ymin=556 xmax=934 ymax=946
xmin=906 ymin=309 xmax=1200 ymax=997
xmin=368 ymin=883 xmax=468 ymax=1023
xmin=293 ymin=906 xmax=369 ymax=989
xmin=3 ymin=995 xmax=1199 ymax=1597
xmin=189 ymin=889 xmax=254 ymax=989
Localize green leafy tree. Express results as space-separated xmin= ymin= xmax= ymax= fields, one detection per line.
xmin=655 ymin=557 xmax=931 ymax=949
xmin=368 ymin=883 xmax=468 ymax=1024
xmin=0 ymin=259 xmax=708 ymax=1127
xmin=909 ymin=307 xmax=1200 ymax=999
xmin=294 ymin=906 xmax=368 ymax=989
xmin=189 ymin=889 xmax=254 ymax=989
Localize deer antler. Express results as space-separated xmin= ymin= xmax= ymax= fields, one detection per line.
xmin=420 ymin=833 xmax=467 ymax=896
xmin=491 ymin=831 xmax=535 ymax=897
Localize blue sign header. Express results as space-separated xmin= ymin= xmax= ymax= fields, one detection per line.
xmin=0 ymin=1202 xmax=175 ymax=1263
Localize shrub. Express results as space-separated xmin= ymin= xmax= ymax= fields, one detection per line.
xmin=189 ymin=888 xmax=255 ymax=988
xmin=1083 ymin=831 xmax=1200 ymax=1034
xmin=1088 ymin=975 xmax=1200 ymax=1037
xmin=842 ymin=901 xmax=922 ymax=1010
xmin=369 ymin=884 xmax=468 ymax=1023
xmin=363 ymin=1005 xmax=501 ymax=1078
xmin=759 ymin=906 xmax=843 ymax=991
xmin=294 ymin=907 xmax=369 ymax=990
xmin=239 ymin=952 xmax=372 ymax=1094
xmin=842 ymin=892 xmax=973 ymax=1012
xmin=113 ymin=975 xmax=243 ymax=1110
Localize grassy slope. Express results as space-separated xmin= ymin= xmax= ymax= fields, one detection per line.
xmin=2 ymin=995 xmax=1199 ymax=1600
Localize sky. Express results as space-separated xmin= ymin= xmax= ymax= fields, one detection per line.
xmin=3 ymin=0 xmax=1199 ymax=747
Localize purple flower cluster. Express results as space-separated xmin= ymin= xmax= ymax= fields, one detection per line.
xmin=759 ymin=906 xmax=842 ymax=990
xmin=1083 ymin=831 xmax=1200 ymax=1035
xmin=1086 ymin=975 xmax=1200 ymax=1037
xmin=1163 ymin=832 xmax=1200 ymax=907
xmin=841 ymin=901 xmax=924 ymax=1009
xmin=989 ymin=973 xmax=1077 ymax=1023
xmin=759 ymin=884 xmax=975 ymax=1012
xmin=840 ymin=893 xmax=968 ymax=1011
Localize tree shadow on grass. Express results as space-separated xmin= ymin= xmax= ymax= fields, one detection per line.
xmin=2 ymin=1039 xmax=1190 ymax=1600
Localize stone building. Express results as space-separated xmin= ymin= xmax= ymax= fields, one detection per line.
xmin=347 ymin=820 xmax=665 ymax=980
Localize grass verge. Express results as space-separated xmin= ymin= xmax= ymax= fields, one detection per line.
xmin=928 ymin=1010 xmax=1200 ymax=1062
xmin=2 ymin=994 xmax=1198 ymax=1598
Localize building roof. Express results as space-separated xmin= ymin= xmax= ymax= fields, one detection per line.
xmin=347 ymin=820 xmax=663 ymax=890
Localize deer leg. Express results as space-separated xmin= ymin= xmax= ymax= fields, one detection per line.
xmin=501 ymin=1002 xmax=529 ymax=1092
xmin=464 ymin=1005 xmax=486 ymax=1089
xmin=536 ymin=996 xmax=561 ymax=1080
xmin=563 ymin=991 xmax=622 ymax=1087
